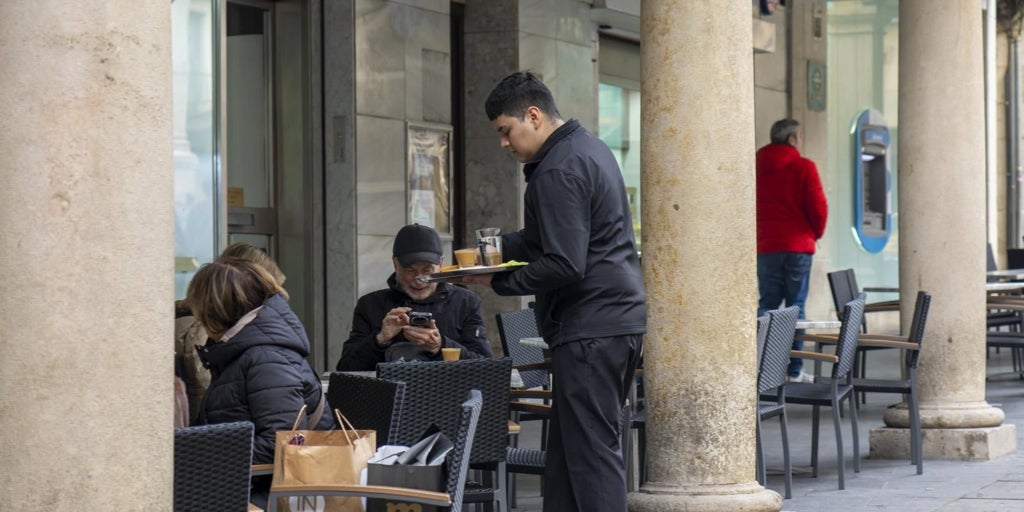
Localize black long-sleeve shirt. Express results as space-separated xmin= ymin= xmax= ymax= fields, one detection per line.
xmin=492 ymin=120 xmax=646 ymax=347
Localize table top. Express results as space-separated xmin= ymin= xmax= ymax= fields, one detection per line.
xmin=987 ymin=268 xmax=1024 ymax=279
xmin=796 ymin=319 xmax=841 ymax=330
xmin=986 ymin=281 xmax=1024 ymax=292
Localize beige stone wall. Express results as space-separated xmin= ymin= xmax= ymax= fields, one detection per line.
xmin=0 ymin=2 xmax=173 ymax=509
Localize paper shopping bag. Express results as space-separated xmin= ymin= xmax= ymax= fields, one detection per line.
xmin=272 ymin=408 xmax=377 ymax=512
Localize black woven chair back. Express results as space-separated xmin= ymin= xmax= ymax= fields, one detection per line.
xmin=759 ymin=306 xmax=800 ymax=394
xmin=832 ymin=294 xmax=867 ymax=381
xmin=904 ymin=291 xmax=932 ymax=370
xmin=378 ymin=358 xmax=511 ymax=464
xmin=496 ymin=308 xmax=548 ymax=390
xmin=327 ymin=372 xmax=405 ymax=445
xmin=755 ymin=314 xmax=770 ymax=362
xmin=174 ymin=421 xmax=253 ymax=512
xmin=446 ymin=390 xmax=483 ymax=512
xmin=828 ymin=269 xmax=868 ymax=333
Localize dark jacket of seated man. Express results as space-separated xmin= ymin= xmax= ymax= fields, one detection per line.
xmin=337 ymin=273 xmax=491 ymax=371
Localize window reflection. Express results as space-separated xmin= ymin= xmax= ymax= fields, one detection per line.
xmin=599 ymin=83 xmax=642 ymax=252
xmin=173 ymin=0 xmax=218 ymax=299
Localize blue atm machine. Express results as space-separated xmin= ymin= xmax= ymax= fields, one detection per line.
xmin=851 ymin=108 xmax=891 ymax=253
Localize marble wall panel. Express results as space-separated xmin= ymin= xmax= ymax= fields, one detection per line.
xmin=754 ymin=87 xmax=788 ymax=149
xmin=357 ymin=234 xmax=397 ymax=297
xmin=518 ymin=33 xmax=558 ymax=89
xmin=518 ymin=0 xmax=590 ymax=46
xmin=754 ymin=11 xmax=788 ymax=92
xmin=518 ymin=0 xmax=559 ymax=41
xmin=463 ymin=31 xmax=519 ymax=136
xmin=356 ymin=114 xmax=407 ymax=236
xmin=421 ymin=49 xmax=452 ymax=123
xmin=464 ymin=0 xmax=518 ymax=34
xmin=356 ymin=0 xmax=408 ymax=118
xmin=389 ymin=0 xmax=448 ymax=14
xmin=405 ymin=8 xmax=451 ymax=123
xmin=556 ymin=40 xmax=598 ymax=131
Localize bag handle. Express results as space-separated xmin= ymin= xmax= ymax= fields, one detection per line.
xmin=333 ymin=409 xmax=367 ymax=444
xmin=290 ymin=404 xmax=308 ymax=432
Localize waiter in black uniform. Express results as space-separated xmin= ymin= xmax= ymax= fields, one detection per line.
xmin=461 ymin=71 xmax=646 ymax=512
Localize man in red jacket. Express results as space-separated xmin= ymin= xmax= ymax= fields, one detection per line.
xmin=756 ymin=118 xmax=828 ymax=383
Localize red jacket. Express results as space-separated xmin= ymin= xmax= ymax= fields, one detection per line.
xmin=756 ymin=143 xmax=828 ymax=254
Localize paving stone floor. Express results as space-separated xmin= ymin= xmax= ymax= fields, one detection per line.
xmin=507 ymin=346 xmax=1024 ymax=511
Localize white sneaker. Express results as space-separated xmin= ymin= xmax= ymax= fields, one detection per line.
xmin=787 ymin=371 xmax=815 ymax=383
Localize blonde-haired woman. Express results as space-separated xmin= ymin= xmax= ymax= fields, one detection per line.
xmin=174 ymin=243 xmax=286 ymax=424
xmin=188 ymin=257 xmax=330 ymax=507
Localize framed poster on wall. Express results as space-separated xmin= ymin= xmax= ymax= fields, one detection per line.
xmin=406 ymin=122 xmax=453 ymax=234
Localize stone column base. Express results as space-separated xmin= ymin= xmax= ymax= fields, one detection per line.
xmin=629 ymin=481 xmax=782 ymax=512
xmin=869 ymin=424 xmax=1017 ymax=461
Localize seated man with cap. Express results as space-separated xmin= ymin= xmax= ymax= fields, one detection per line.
xmin=336 ymin=224 xmax=492 ymax=371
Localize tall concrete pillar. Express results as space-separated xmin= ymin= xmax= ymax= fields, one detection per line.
xmin=631 ymin=1 xmax=780 ymax=510
xmin=871 ymin=0 xmax=1017 ymax=461
xmin=0 ymin=2 xmax=173 ymax=510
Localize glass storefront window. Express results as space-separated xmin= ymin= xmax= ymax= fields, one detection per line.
xmin=826 ymin=0 xmax=900 ymax=291
xmin=598 ymin=83 xmax=643 ymax=252
xmin=172 ymin=0 xmax=219 ymax=299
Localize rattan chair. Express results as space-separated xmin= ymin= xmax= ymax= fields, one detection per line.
xmin=378 ymin=358 xmax=512 ymax=512
xmin=267 ymin=390 xmax=483 ymax=512
xmin=756 ymin=305 xmax=799 ymax=499
xmin=496 ymin=308 xmax=549 ymax=507
xmin=770 ymin=295 xmax=866 ymax=491
xmin=805 ymin=291 xmax=931 ymax=475
xmin=174 ymin=421 xmax=254 ymax=512
xmin=327 ymin=372 xmax=405 ymax=445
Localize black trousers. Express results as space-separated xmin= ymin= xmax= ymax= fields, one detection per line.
xmin=543 ymin=334 xmax=643 ymax=512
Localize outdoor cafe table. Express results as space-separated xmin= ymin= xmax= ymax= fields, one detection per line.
xmin=986 ymin=281 xmax=1024 ymax=292
xmin=987 ymin=268 xmax=1024 ymax=281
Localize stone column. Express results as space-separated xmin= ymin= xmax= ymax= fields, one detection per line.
xmin=0 ymin=2 xmax=173 ymax=510
xmin=871 ymin=0 xmax=1017 ymax=461
xmin=631 ymin=1 xmax=780 ymax=511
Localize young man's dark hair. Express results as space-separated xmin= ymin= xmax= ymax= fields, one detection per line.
xmin=484 ymin=71 xmax=562 ymax=121
xmin=770 ymin=118 xmax=800 ymax=145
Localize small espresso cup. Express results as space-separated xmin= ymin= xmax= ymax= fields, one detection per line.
xmin=441 ymin=347 xmax=461 ymax=361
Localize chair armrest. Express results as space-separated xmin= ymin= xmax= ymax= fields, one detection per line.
xmin=515 ymin=361 xmax=551 ymax=372
xmin=252 ymin=463 xmax=274 ymax=476
xmin=510 ymin=402 xmax=551 ymax=415
xmin=857 ymin=339 xmax=918 ymax=350
xmin=510 ymin=389 xmax=552 ymax=400
xmin=270 ymin=483 xmax=452 ymax=506
xmin=249 ymin=503 xmax=264 ymax=512
xmin=865 ymin=301 xmax=900 ymax=312
xmin=797 ymin=334 xmax=839 ymax=344
xmin=791 ymin=350 xmax=838 ymax=362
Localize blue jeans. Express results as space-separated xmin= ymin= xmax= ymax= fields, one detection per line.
xmin=757 ymin=252 xmax=812 ymax=376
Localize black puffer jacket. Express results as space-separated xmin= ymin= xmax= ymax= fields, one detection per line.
xmin=336 ymin=274 xmax=491 ymax=371
xmin=198 ymin=294 xmax=332 ymax=464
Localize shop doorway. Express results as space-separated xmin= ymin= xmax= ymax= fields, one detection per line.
xmin=224 ymin=0 xmax=320 ymax=363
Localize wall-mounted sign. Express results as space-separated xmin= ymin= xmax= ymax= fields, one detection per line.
xmin=227 ymin=187 xmax=245 ymax=207
xmin=407 ymin=122 xmax=452 ymax=234
xmin=807 ymin=60 xmax=827 ymax=112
